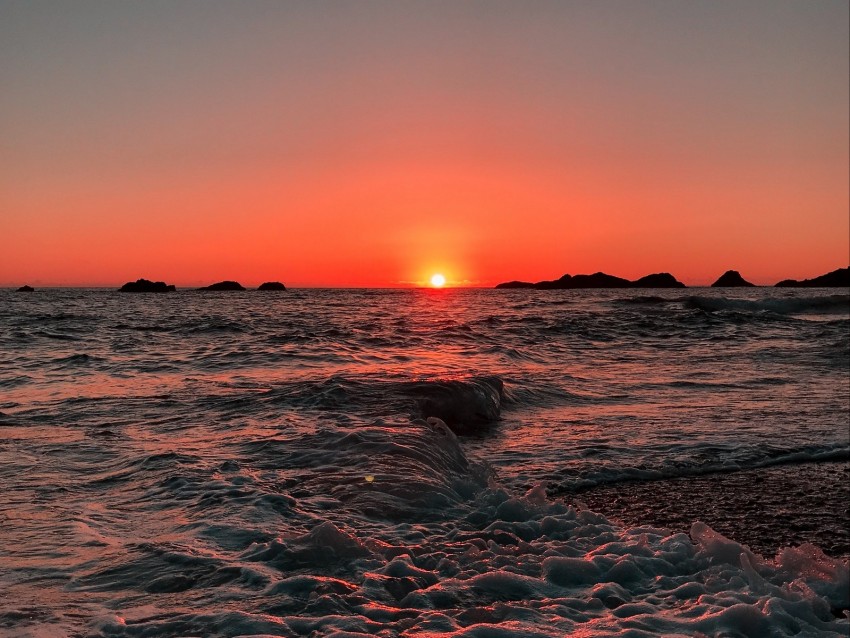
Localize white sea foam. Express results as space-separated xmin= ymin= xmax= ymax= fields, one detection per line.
xmin=89 ymin=478 xmax=849 ymax=637
xmin=85 ymin=420 xmax=850 ymax=636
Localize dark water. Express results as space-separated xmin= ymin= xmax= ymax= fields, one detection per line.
xmin=1 ymin=288 xmax=848 ymax=637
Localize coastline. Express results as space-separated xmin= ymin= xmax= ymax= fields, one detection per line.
xmin=566 ymin=460 xmax=850 ymax=560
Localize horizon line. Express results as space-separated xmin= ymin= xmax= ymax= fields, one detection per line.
xmin=2 ymin=282 xmax=842 ymax=290
xmin=5 ymin=267 xmax=849 ymax=290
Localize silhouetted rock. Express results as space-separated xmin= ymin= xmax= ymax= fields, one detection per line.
xmin=775 ymin=267 xmax=849 ymax=287
xmin=119 ymin=279 xmax=176 ymax=293
xmin=535 ymin=274 xmax=574 ymax=290
xmin=16 ymin=285 xmax=34 ymax=292
xmin=199 ymin=281 xmax=246 ymax=291
xmin=711 ymin=271 xmax=756 ymax=287
xmin=495 ymin=271 xmax=686 ymax=289
xmin=632 ymin=273 xmax=686 ymax=288
xmin=571 ymin=272 xmax=632 ymax=288
xmin=258 ymin=281 xmax=287 ymax=291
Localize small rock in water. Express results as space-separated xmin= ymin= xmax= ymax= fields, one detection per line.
xmin=258 ymin=281 xmax=287 ymax=291
xmin=199 ymin=280 xmax=246 ymax=291
xmin=119 ymin=279 xmax=176 ymax=293
xmin=711 ymin=270 xmax=756 ymax=287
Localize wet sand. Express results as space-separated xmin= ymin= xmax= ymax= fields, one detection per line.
xmin=569 ymin=460 xmax=850 ymax=560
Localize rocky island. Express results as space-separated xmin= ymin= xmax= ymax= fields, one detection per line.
xmin=495 ymin=271 xmax=686 ymax=289
xmin=632 ymin=273 xmax=687 ymax=288
xmin=198 ymin=281 xmax=246 ymax=291
xmin=711 ymin=271 xmax=755 ymax=287
xmin=119 ymin=279 xmax=176 ymax=293
xmin=16 ymin=285 xmax=35 ymax=292
xmin=257 ymin=281 xmax=287 ymax=291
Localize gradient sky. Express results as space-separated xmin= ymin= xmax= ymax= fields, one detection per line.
xmin=1 ymin=0 xmax=847 ymax=287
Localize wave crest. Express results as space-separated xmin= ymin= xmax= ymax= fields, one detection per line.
xmin=686 ymin=295 xmax=849 ymax=315
xmin=413 ymin=376 xmax=505 ymax=435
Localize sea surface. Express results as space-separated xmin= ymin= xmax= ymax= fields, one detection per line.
xmin=1 ymin=287 xmax=848 ymax=637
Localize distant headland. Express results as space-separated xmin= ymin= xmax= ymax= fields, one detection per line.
xmin=495 ymin=267 xmax=849 ymax=289
xmin=775 ymin=268 xmax=849 ymax=288
xmin=496 ymin=272 xmax=685 ymax=289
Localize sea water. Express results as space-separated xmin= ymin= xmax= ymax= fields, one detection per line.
xmin=0 ymin=287 xmax=848 ymax=636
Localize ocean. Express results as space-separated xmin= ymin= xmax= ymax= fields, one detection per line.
xmin=1 ymin=287 xmax=848 ymax=637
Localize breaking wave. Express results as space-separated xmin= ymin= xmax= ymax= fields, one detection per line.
xmin=686 ymin=294 xmax=850 ymax=315
xmin=84 ymin=482 xmax=850 ymax=637
xmin=553 ymin=442 xmax=850 ymax=492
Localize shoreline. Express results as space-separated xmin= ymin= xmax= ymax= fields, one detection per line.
xmin=565 ymin=460 xmax=850 ymax=560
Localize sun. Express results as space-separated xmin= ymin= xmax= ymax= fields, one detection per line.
xmin=430 ymin=273 xmax=446 ymax=288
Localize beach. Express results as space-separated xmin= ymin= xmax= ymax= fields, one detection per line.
xmin=572 ymin=460 xmax=850 ymax=560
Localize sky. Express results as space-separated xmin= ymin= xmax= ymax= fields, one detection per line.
xmin=1 ymin=0 xmax=847 ymax=287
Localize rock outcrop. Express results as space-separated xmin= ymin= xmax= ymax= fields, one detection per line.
xmin=496 ymin=271 xmax=686 ymax=289
xmin=632 ymin=273 xmax=686 ymax=288
xmin=119 ymin=279 xmax=176 ymax=293
xmin=495 ymin=280 xmax=536 ymax=289
xmin=198 ymin=281 xmax=246 ymax=291
xmin=16 ymin=285 xmax=35 ymax=292
xmin=711 ymin=271 xmax=756 ymax=287
xmin=775 ymin=267 xmax=849 ymax=288
xmin=258 ymin=281 xmax=287 ymax=291
xmin=567 ymin=272 xmax=633 ymax=288
xmin=532 ymin=275 xmax=574 ymax=290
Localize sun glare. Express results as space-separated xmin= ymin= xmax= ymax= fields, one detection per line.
xmin=430 ymin=273 xmax=446 ymax=288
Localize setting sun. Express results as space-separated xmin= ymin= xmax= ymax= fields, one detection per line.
xmin=430 ymin=273 xmax=446 ymax=288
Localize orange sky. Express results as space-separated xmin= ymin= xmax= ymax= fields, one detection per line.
xmin=1 ymin=1 xmax=847 ymax=287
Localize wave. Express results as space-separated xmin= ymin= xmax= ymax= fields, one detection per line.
xmin=53 ymin=353 xmax=106 ymax=368
xmin=0 ymin=375 xmax=31 ymax=389
xmin=553 ymin=443 xmax=850 ymax=492
xmin=11 ymin=402 xmax=850 ymax=637
xmin=34 ymin=330 xmax=81 ymax=341
xmin=182 ymin=321 xmax=248 ymax=334
xmin=410 ymin=376 xmax=504 ymax=435
xmin=614 ymin=295 xmax=673 ymax=305
xmin=113 ymin=323 xmax=173 ymax=332
xmin=233 ymin=417 xmax=493 ymax=521
xmin=685 ymin=295 xmax=850 ymax=315
xmin=26 ymin=312 xmax=91 ymax=322
xmin=239 ymin=375 xmax=508 ymax=435
xmin=84 ymin=480 xmax=849 ymax=637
